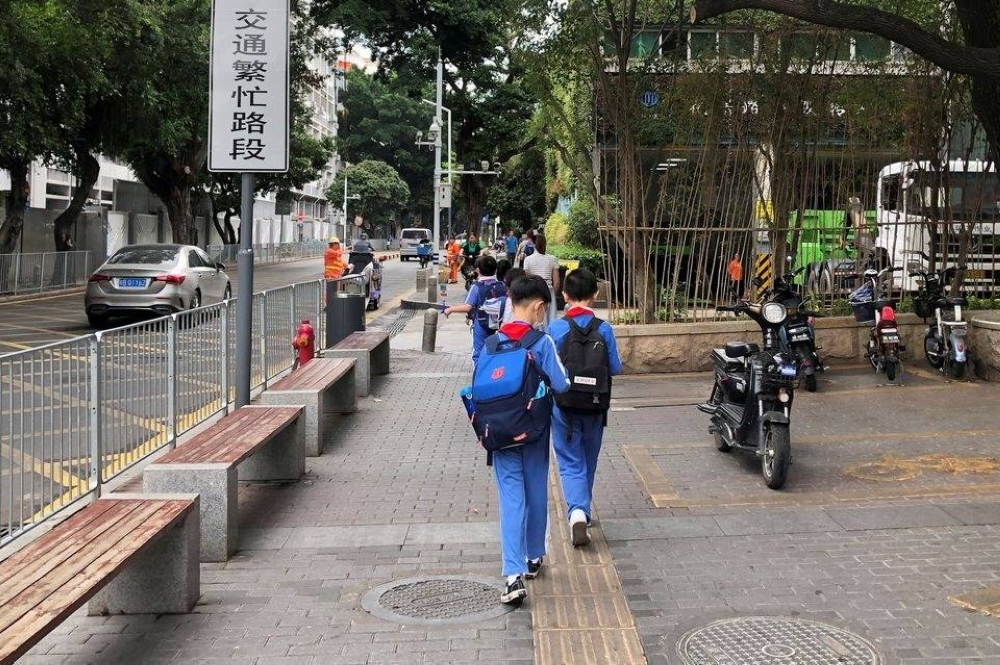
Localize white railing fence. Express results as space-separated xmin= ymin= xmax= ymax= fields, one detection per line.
xmin=0 ymin=277 xmax=333 ymax=547
xmin=0 ymin=251 xmax=91 ymax=296
xmin=208 ymin=241 xmax=327 ymax=267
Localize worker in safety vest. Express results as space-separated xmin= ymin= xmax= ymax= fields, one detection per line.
xmin=324 ymin=238 xmax=347 ymax=279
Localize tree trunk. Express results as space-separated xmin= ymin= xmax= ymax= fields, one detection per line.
xmin=54 ymin=151 xmax=101 ymax=252
xmin=164 ymin=187 xmax=197 ymax=245
xmin=0 ymin=158 xmax=30 ymax=254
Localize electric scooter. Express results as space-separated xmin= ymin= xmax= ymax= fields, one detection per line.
xmin=769 ymin=268 xmax=824 ymax=392
xmin=912 ymin=269 xmax=969 ymax=378
xmin=849 ymin=267 xmax=904 ymax=381
xmin=697 ymin=299 xmax=798 ymax=490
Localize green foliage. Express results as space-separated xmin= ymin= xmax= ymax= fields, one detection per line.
xmin=545 ymin=213 xmax=569 ymax=244
xmin=566 ymin=196 xmax=601 ymax=248
xmin=328 ymin=160 xmax=410 ymax=223
xmin=549 ymin=242 xmax=605 ymax=276
xmin=337 ymin=70 xmax=433 ymax=219
xmin=486 ymin=148 xmax=547 ymax=231
xmin=966 ymin=296 xmax=1000 ymax=311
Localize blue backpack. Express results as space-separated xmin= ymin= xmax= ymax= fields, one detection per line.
xmin=460 ymin=329 xmax=553 ymax=452
xmin=471 ymin=280 xmax=508 ymax=332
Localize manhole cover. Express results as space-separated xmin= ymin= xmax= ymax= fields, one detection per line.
xmin=361 ymin=575 xmax=515 ymax=626
xmin=678 ymin=616 xmax=881 ymax=664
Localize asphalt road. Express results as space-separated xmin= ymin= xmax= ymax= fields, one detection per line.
xmin=0 ymin=256 xmax=419 ymax=355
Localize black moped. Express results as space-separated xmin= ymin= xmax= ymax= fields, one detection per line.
xmin=697 ymin=300 xmax=798 ymax=489
xmin=769 ymin=269 xmax=824 ymax=392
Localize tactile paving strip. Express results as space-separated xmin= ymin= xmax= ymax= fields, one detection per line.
xmin=678 ymin=616 xmax=881 ymax=664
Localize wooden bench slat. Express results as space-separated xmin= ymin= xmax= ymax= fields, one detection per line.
xmin=333 ymin=331 xmax=389 ymax=350
xmin=0 ymin=500 xmax=191 ymax=664
xmin=0 ymin=500 xmax=145 ymax=607
xmin=0 ymin=499 xmax=122 ymax=589
xmin=156 ymin=407 xmax=300 ymax=466
xmin=268 ymin=358 xmax=353 ymax=392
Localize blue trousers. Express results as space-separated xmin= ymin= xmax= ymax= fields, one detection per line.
xmin=552 ymin=406 xmax=604 ymax=521
xmin=492 ymin=436 xmax=550 ymax=576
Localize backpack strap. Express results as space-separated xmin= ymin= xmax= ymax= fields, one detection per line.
xmin=566 ymin=316 xmax=601 ymax=336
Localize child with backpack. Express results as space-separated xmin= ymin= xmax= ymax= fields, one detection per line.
xmin=460 ymin=275 xmax=570 ymax=606
xmin=547 ymin=269 xmax=622 ymax=547
xmin=443 ymin=255 xmax=508 ymax=364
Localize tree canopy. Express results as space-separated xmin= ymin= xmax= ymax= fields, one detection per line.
xmin=328 ymin=160 xmax=410 ymax=225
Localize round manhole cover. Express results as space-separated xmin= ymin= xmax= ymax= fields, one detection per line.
xmin=678 ymin=617 xmax=881 ymax=664
xmin=361 ymin=575 xmax=515 ymax=626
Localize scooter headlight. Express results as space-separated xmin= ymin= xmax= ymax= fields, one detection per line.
xmin=762 ymin=302 xmax=787 ymax=324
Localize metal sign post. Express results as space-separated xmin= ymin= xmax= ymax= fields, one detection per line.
xmin=208 ymin=0 xmax=290 ymax=407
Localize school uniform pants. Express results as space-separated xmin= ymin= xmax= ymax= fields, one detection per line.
xmin=552 ymin=406 xmax=604 ymax=521
xmin=492 ymin=437 xmax=550 ymax=576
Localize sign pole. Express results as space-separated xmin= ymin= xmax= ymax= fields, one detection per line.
xmin=235 ymin=172 xmax=254 ymax=407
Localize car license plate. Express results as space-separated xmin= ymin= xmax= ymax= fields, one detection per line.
xmin=791 ymin=334 xmax=810 ymax=342
xmin=780 ymin=363 xmax=797 ymax=377
xmin=117 ymin=277 xmax=148 ymax=289
xmin=966 ymin=269 xmax=984 ymax=279
xmin=882 ymin=334 xmax=900 ymax=343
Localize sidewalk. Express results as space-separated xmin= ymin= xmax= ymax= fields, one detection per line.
xmin=21 ymin=280 xmax=1000 ymax=664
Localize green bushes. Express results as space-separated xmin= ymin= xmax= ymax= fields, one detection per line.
xmin=549 ymin=242 xmax=604 ymax=276
xmin=545 ymin=212 xmax=569 ymax=244
xmin=566 ymin=197 xmax=600 ymax=248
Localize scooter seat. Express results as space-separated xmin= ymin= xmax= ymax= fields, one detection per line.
xmin=724 ymin=341 xmax=759 ymax=358
xmin=713 ymin=349 xmax=745 ymax=372
xmin=941 ymin=296 xmax=967 ymax=307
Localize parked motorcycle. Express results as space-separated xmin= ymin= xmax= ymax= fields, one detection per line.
xmin=768 ymin=268 xmax=824 ymax=392
xmin=912 ymin=269 xmax=968 ymax=379
xmin=849 ymin=266 xmax=904 ymax=381
xmin=697 ymin=299 xmax=797 ymax=489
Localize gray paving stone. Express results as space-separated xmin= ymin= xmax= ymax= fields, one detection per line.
xmin=404 ymin=521 xmax=497 ymax=544
xmin=712 ymin=508 xmax=844 ymax=536
xmin=282 ymin=524 xmax=409 ymax=549
xmin=827 ymin=505 xmax=963 ymax=531
xmin=600 ymin=516 xmax=724 ymax=541
xmin=939 ymin=502 xmax=1000 ymax=526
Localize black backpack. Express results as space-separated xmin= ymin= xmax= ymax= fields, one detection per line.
xmin=554 ymin=317 xmax=611 ymax=413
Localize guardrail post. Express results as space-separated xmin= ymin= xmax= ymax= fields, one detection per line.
xmin=259 ymin=292 xmax=268 ymax=388
xmin=13 ymin=253 xmax=20 ymax=296
xmin=89 ymin=335 xmax=103 ymax=497
xmin=221 ymin=300 xmax=231 ymax=413
xmin=38 ymin=253 xmax=45 ymax=292
xmin=316 ymin=279 xmax=324 ymax=345
xmin=62 ymin=252 xmax=69 ymax=288
xmin=290 ymin=283 xmax=299 ymax=339
xmin=167 ymin=316 xmax=178 ymax=449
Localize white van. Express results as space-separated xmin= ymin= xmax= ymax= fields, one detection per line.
xmin=400 ymin=228 xmax=433 ymax=261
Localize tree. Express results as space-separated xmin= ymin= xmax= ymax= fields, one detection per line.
xmin=486 ymin=148 xmax=547 ymax=231
xmin=690 ymin=0 xmax=1000 ymax=161
xmin=328 ymin=160 xmax=410 ymax=227
xmin=336 ymin=70 xmax=434 ymax=221
xmin=0 ymin=0 xmax=103 ymax=253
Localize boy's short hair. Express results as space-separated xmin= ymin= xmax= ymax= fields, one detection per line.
xmin=562 ymin=268 xmax=599 ymax=302
xmin=510 ymin=274 xmax=552 ymax=306
xmin=495 ymin=258 xmax=512 ymax=282
xmin=476 ymin=254 xmax=497 ymax=276
xmin=503 ymin=267 xmax=527 ymax=289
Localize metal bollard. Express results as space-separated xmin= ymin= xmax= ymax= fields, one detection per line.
xmin=426 ymin=275 xmax=438 ymax=304
xmin=422 ymin=308 xmax=438 ymax=352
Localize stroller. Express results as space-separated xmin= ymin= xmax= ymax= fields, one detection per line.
xmin=347 ymin=250 xmax=382 ymax=310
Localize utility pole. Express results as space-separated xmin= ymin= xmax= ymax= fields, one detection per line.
xmin=432 ymin=53 xmax=444 ymax=265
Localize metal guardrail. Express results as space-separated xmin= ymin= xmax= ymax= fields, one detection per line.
xmin=208 ymin=241 xmax=327 ymax=266
xmin=0 ymin=251 xmax=91 ymax=296
xmin=0 ymin=277 xmax=332 ymax=547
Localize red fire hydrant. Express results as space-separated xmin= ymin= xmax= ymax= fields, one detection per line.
xmin=293 ymin=319 xmax=315 ymax=368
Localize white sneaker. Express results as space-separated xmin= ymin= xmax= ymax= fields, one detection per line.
xmin=570 ymin=509 xmax=590 ymax=547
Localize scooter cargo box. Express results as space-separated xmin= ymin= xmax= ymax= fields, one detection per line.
xmin=712 ymin=348 xmax=745 ymax=373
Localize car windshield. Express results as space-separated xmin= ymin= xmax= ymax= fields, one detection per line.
xmin=107 ymin=247 xmax=179 ymax=267
xmin=402 ymin=230 xmax=428 ymax=240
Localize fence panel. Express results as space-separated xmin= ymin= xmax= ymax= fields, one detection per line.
xmin=174 ymin=305 xmax=228 ymax=436
xmin=0 ymin=338 xmax=94 ymax=544
xmin=0 ymin=251 xmax=90 ymax=296
xmin=264 ymin=287 xmax=295 ymax=383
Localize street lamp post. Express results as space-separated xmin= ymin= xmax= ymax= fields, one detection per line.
xmin=341 ymin=176 xmax=360 ymax=241
xmin=423 ymin=99 xmax=452 ymax=237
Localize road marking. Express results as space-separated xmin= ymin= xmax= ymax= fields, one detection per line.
xmin=0 ymin=442 xmax=88 ymax=492
xmin=622 ymin=444 xmax=679 ymax=503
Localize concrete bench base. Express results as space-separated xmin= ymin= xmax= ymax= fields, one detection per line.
xmin=261 ymin=365 xmax=356 ymax=456
xmin=326 ymin=332 xmax=391 ymax=397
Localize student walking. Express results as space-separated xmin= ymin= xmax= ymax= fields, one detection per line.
xmin=443 ymin=255 xmax=508 ymax=365
xmin=505 ymin=230 xmax=518 ymax=263
xmin=461 ymin=276 xmax=570 ymax=606
xmin=522 ymin=233 xmax=561 ymax=326
xmin=548 ymin=269 xmax=622 ymax=547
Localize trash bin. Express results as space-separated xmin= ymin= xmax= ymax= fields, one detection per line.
xmin=325 ymin=280 xmax=366 ymax=348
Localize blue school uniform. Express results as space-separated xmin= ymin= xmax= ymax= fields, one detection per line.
xmin=490 ymin=321 xmax=569 ymax=576
xmin=548 ymin=307 xmax=622 ymax=521
xmin=465 ymin=276 xmax=504 ymax=365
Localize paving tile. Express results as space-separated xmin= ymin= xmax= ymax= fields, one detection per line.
xmin=712 ymin=508 xmax=844 ymax=536
xmin=600 ymin=516 xmax=724 ymax=541
xmin=282 ymin=524 xmax=409 ymax=549
xmin=939 ymin=503 xmax=1000 ymax=526
xmin=826 ymin=505 xmax=963 ymax=531
xmin=403 ymin=521 xmax=498 ymax=544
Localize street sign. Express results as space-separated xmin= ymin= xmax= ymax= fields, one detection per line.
xmin=438 ymin=183 xmax=452 ymax=209
xmin=208 ymin=0 xmax=290 ymax=172
xmin=640 ymin=90 xmax=659 ymax=108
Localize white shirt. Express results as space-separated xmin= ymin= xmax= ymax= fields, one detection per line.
xmin=523 ymin=252 xmax=560 ymax=288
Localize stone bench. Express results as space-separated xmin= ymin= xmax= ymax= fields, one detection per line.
xmin=0 ymin=495 xmax=200 ymax=664
xmin=144 ymin=405 xmax=305 ymax=562
xmin=260 ymin=358 xmax=357 ymax=456
xmin=325 ymin=330 xmax=391 ymax=397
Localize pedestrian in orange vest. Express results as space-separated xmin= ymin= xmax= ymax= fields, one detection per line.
xmin=726 ymin=254 xmax=743 ymax=302
xmin=446 ymin=236 xmax=462 ymax=284
xmin=324 ymin=238 xmax=346 ymax=280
